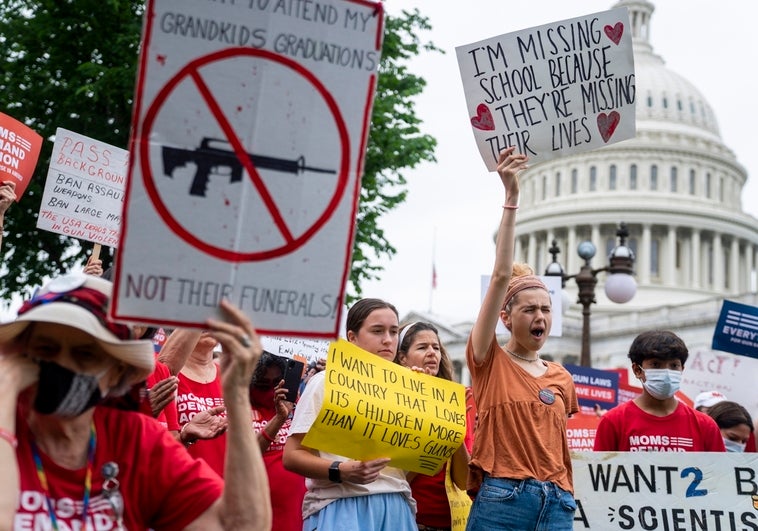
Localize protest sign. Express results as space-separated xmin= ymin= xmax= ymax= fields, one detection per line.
xmin=566 ymin=411 xmax=601 ymax=452
xmin=712 ymin=300 xmax=758 ymax=359
xmin=572 ymin=452 xmax=758 ymax=529
xmin=36 ymin=128 xmax=127 ymax=247
xmin=260 ymin=334 xmax=330 ymax=366
xmin=456 ymin=7 xmax=635 ymax=170
xmin=112 ymin=0 xmax=384 ymax=337
xmin=680 ymin=346 xmax=758 ymax=427
xmin=0 ymin=112 xmax=43 ymax=199
xmin=302 ymin=339 xmax=467 ymax=475
xmin=566 ymin=364 xmax=619 ymax=411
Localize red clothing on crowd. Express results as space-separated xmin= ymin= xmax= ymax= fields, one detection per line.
xmin=177 ymin=368 xmax=226 ymax=476
xmin=143 ymin=360 xmax=179 ymax=431
xmin=251 ymin=404 xmax=306 ymax=531
xmin=747 ymin=431 xmax=757 ymax=453
xmin=411 ymin=464 xmax=452 ymax=528
xmin=15 ymin=406 xmax=222 ymax=530
xmin=594 ymin=400 xmax=726 ymax=451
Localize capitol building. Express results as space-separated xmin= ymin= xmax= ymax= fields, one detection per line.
xmin=409 ymin=0 xmax=758 ymax=412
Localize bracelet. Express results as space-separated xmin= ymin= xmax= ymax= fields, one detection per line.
xmin=260 ymin=429 xmax=276 ymax=443
xmin=179 ymin=423 xmax=195 ymax=447
xmin=502 ymin=204 xmax=519 ymax=210
xmin=0 ymin=428 xmax=17 ymax=449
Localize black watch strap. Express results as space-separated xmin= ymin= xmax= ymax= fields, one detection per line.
xmin=328 ymin=461 xmax=342 ymax=483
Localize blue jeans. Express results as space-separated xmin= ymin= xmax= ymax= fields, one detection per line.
xmin=466 ymin=476 xmax=576 ymax=531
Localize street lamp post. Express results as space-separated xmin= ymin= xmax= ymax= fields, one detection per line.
xmin=544 ymin=223 xmax=637 ymax=367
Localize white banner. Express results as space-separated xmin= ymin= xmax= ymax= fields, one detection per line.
xmin=37 ymin=128 xmax=127 ymax=247
xmin=573 ymin=452 xmax=758 ymax=529
xmin=112 ymin=0 xmax=384 ymax=336
xmin=456 ymin=7 xmax=636 ymax=170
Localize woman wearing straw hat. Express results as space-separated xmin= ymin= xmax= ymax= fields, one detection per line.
xmin=0 ymin=273 xmax=271 ymax=530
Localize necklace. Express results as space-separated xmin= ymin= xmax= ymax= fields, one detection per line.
xmin=31 ymin=422 xmax=96 ymax=530
xmin=505 ymin=348 xmax=540 ymax=363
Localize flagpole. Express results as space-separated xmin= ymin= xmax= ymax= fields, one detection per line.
xmin=429 ymin=227 xmax=437 ymax=313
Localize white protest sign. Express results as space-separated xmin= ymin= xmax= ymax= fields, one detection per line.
xmin=112 ymin=0 xmax=384 ymax=336
xmin=37 ymin=128 xmax=127 ymax=247
xmin=260 ymin=335 xmax=330 ymax=366
xmin=680 ymin=346 xmax=758 ymax=425
xmin=572 ymin=452 xmax=758 ymax=529
xmin=456 ymin=7 xmax=636 ymax=170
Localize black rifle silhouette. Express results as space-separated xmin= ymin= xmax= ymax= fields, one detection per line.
xmin=162 ymin=138 xmax=336 ymax=197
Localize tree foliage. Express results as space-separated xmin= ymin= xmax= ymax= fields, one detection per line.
xmin=0 ymin=1 xmax=437 ymax=302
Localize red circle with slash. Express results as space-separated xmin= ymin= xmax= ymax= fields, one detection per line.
xmin=139 ymin=47 xmax=350 ymax=261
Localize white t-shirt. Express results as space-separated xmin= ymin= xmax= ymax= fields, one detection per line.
xmin=290 ymin=371 xmax=416 ymax=519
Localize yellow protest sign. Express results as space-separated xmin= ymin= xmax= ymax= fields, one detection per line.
xmin=301 ymin=339 xmax=467 ymax=474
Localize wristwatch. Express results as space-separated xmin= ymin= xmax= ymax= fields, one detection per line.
xmin=328 ymin=461 xmax=342 ymax=483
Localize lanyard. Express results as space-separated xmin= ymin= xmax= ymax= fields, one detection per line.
xmin=30 ymin=422 xmax=96 ymax=531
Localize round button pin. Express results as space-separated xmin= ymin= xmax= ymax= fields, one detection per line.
xmin=538 ymin=388 xmax=556 ymax=405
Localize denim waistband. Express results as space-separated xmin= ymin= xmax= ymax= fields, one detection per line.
xmin=483 ymin=475 xmax=566 ymax=495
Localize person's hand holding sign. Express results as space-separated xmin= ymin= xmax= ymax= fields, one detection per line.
xmin=0 ymin=181 xmax=17 ymax=248
xmin=333 ymin=458 xmax=392 ymax=485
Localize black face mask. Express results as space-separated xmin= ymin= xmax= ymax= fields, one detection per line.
xmin=33 ymin=361 xmax=106 ymax=417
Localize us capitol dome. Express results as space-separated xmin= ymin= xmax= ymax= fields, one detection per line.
xmin=503 ymin=0 xmax=758 ymax=367
xmin=411 ymin=1 xmax=758 ymax=376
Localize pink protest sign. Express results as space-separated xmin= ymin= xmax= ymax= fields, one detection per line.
xmin=0 ymin=112 xmax=43 ymax=199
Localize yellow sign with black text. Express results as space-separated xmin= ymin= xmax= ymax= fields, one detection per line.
xmin=302 ymin=339 xmax=467 ymax=475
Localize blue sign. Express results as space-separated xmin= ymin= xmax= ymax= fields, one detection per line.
xmin=711 ymin=300 xmax=758 ymax=359
xmin=565 ymin=364 xmax=620 ymax=410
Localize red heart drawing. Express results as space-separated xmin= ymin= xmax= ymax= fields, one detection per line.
xmin=470 ymin=103 xmax=495 ymax=131
xmin=604 ymin=22 xmax=624 ymax=45
xmin=597 ymin=111 xmax=621 ymax=142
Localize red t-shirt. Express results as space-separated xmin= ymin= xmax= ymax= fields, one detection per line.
xmin=144 ymin=360 xmax=180 ymax=431
xmin=15 ymin=406 xmax=223 ymax=530
xmin=746 ymin=431 xmax=757 ymax=453
xmin=411 ymin=464 xmax=451 ymax=528
xmin=594 ymin=400 xmax=726 ymax=451
xmin=177 ymin=367 xmax=226 ymax=477
xmin=251 ymin=405 xmax=306 ymax=531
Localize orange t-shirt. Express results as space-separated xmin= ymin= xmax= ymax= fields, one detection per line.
xmin=466 ymin=336 xmax=578 ymax=494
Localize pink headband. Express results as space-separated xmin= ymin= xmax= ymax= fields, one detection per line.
xmin=502 ymin=275 xmax=548 ymax=310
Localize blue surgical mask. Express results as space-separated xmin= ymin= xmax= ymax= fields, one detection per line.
xmin=641 ymin=368 xmax=681 ymax=400
xmin=723 ymin=438 xmax=746 ymax=453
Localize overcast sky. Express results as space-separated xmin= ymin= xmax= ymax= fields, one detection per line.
xmin=361 ymin=0 xmax=758 ymax=323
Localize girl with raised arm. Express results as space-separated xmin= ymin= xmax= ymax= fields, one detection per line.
xmin=465 ymin=147 xmax=578 ymax=531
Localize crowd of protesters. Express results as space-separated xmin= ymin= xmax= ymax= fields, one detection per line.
xmin=0 ymin=146 xmax=755 ymax=531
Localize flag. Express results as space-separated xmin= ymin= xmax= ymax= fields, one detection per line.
xmin=432 ymin=263 xmax=438 ymax=290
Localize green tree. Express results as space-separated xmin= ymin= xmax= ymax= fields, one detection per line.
xmin=0 ymin=1 xmax=437 ymax=303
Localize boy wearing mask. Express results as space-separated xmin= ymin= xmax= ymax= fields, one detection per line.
xmin=594 ymin=331 xmax=725 ymax=452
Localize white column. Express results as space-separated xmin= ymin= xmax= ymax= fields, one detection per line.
xmin=730 ymin=237 xmax=739 ymax=294
xmin=666 ymin=226 xmax=677 ymax=286
xmin=527 ymin=233 xmax=537 ymax=269
xmin=691 ymin=229 xmax=701 ymax=289
xmin=713 ymin=233 xmax=723 ymax=290
xmin=591 ymin=225 xmax=601 ymax=257
xmin=515 ymin=236 xmax=523 ymax=263
xmin=567 ymin=227 xmax=577 ymax=275
xmin=641 ymin=224 xmax=651 ymax=284
xmin=751 ymin=244 xmax=756 ymax=293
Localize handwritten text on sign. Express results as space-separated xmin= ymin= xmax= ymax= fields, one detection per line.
xmin=113 ymin=0 xmax=383 ymax=335
xmin=37 ymin=128 xmax=127 ymax=247
xmin=302 ymin=339 xmax=467 ymax=475
xmin=572 ymin=452 xmax=758 ymax=530
xmin=456 ymin=7 xmax=636 ymax=170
